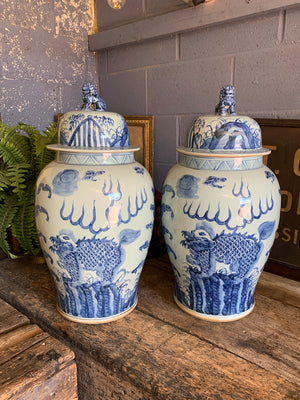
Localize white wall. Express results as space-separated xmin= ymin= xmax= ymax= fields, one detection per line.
xmin=94 ymin=1 xmax=300 ymax=190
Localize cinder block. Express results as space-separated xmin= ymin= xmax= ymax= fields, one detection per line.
xmin=148 ymin=57 xmax=232 ymax=115
xmin=84 ymin=51 xmax=99 ymax=84
xmin=154 ymin=116 xmax=178 ymax=164
xmin=154 ymin=163 xmax=173 ymax=191
xmin=97 ymin=0 xmax=144 ymax=30
xmin=107 ymin=37 xmax=177 ymax=73
xmin=100 ymin=70 xmax=147 ymax=115
xmin=180 ymin=12 xmax=279 ymax=60
xmin=97 ymin=51 xmax=108 ymax=76
xmin=285 ymin=6 xmax=300 ymax=43
xmin=235 ymin=45 xmax=300 ymax=113
xmin=146 ymin=0 xmax=187 ymax=15
xmin=179 ymin=115 xmax=198 ymax=146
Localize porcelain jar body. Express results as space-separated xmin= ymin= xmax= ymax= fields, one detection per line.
xmin=161 ymin=153 xmax=280 ymax=321
xmin=35 ymin=151 xmax=154 ymax=323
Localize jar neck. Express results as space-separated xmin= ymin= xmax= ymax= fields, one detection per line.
xmin=56 ymin=151 xmax=135 ymax=165
xmin=179 ymin=153 xmax=263 ymax=171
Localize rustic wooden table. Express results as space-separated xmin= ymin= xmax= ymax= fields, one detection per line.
xmin=0 ymin=255 xmax=299 ymax=400
xmin=0 ymin=298 xmax=78 ymax=400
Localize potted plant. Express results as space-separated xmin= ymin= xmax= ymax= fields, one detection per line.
xmin=0 ymin=121 xmax=58 ymax=258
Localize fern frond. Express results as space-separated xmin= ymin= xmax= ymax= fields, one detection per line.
xmin=11 ymin=182 xmax=40 ymax=254
xmin=11 ymin=134 xmax=32 ymax=163
xmin=0 ymin=122 xmax=8 ymax=136
xmin=39 ymin=146 xmax=57 ymax=171
xmin=0 ymin=191 xmax=7 ymax=202
xmin=0 ymin=122 xmax=32 ymax=164
xmin=0 ymin=194 xmax=19 ymax=257
xmin=0 ymin=121 xmax=57 ymax=256
xmin=17 ymin=123 xmax=40 ymax=143
xmin=43 ymin=122 xmax=59 ymax=141
xmin=0 ymin=140 xmax=29 ymax=166
xmin=0 ymin=169 xmax=10 ymax=190
xmin=0 ymin=123 xmax=19 ymax=140
xmin=6 ymin=164 xmax=31 ymax=197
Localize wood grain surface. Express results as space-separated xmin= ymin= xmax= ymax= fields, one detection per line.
xmin=0 ymin=256 xmax=299 ymax=400
xmin=0 ymin=298 xmax=78 ymax=400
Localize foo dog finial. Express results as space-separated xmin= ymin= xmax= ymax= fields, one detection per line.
xmin=81 ymin=82 xmax=106 ymax=111
xmin=215 ymin=85 xmax=237 ymax=116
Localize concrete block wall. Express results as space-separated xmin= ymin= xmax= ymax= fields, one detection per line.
xmin=0 ymin=0 xmax=98 ymax=131
xmin=96 ymin=3 xmax=300 ymax=191
xmin=96 ymin=0 xmax=188 ymax=29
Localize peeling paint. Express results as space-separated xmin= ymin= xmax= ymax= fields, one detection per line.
xmin=1 ymin=0 xmax=97 ymax=130
xmin=54 ymin=0 xmax=96 ymax=36
xmin=5 ymin=0 xmax=53 ymax=33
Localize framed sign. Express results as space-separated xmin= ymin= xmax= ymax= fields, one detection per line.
xmin=124 ymin=115 xmax=154 ymax=177
xmin=257 ymin=118 xmax=300 ymax=276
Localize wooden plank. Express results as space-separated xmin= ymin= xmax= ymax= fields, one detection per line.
xmin=0 ymin=298 xmax=18 ymax=317
xmin=19 ymin=363 xmax=78 ymax=400
xmin=0 ymin=335 xmax=77 ymax=400
xmin=0 ymin=324 xmax=42 ymax=351
xmin=139 ymin=258 xmax=300 ymax=386
xmin=0 ymin=299 xmax=29 ymax=334
xmin=0 ymin=325 xmax=49 ymax=365
xmin=51 ymin=309 xmax=300 ymax=400
xmin=0 ymin=256 xmax=299 ymax=399
xmin=89 ymin=0 xmax=300 ymax=51
xmin=75 ymin=348 xmax=146 ymax=400
xmin=0 ymin=297 xmax=77 ymax=400
xmin=48 ymin=305 xmax=300 ymax=400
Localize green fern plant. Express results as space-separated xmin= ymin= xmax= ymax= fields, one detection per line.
xmin=0 ymin=121 xmax=58 ymax=258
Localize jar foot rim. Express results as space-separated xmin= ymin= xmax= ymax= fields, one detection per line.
xmin=56 ymin=301 xmax=137 ymax=324
xmin=174 ymin=295 xmax=255 ymax=322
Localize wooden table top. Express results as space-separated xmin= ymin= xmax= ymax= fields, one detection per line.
xmin=0 ymin=255 xmax=299 ymax=399
xmin=0 ymin=298 xmax=77 ymax=400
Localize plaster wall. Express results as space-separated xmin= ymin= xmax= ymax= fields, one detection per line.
xmin=0 ymin=0 xmax=98 ymax=131
xmin=96 ymin=1 xmax=300 ymax=190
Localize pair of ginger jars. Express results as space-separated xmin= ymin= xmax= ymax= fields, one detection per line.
xmin=35 ymin=84 xmax=280 ymax=323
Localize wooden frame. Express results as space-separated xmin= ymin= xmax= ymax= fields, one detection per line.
xmin=124 ymin=115 xmax=154 ymax=177
xmin=256 ymin=118 xmax=300 ymax=279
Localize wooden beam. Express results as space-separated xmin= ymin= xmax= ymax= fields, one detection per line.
xmin=89 ymin=0 xmax=300 ymax=51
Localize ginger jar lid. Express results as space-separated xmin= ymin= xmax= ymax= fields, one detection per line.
xmin=48 ymin=83 xmax=139 ymax=154
xmin=178 ymin=85 xmax=270 ymax=158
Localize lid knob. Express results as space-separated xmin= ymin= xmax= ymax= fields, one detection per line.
xmin=215 ymin=85 xmax=237 ymax=116
xmin=81 ymin=82 xmax=107 ymax=111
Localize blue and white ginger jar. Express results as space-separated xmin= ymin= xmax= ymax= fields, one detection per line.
xmin=35 ymin=83 xmax=154 ymax=323
xmin=161 ymin=85 xmax=280 ymax=321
